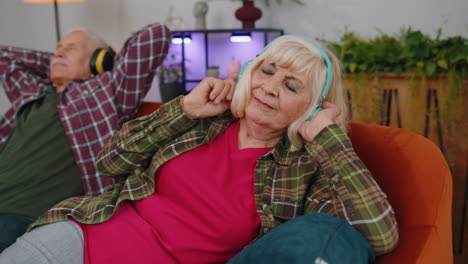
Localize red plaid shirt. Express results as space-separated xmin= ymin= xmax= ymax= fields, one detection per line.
xmin=0 ymin=23 xmax=171 ymax=195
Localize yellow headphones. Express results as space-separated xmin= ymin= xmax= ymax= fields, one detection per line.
xmin=89 ymin=47 xmax=116 ymax=75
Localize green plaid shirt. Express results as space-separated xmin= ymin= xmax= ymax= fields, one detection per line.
xmin=32 ymin=96 xmax=398 ymax=255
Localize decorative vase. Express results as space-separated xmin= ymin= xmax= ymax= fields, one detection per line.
xmin=235 ymin=0 xmax=262 ymax=29
xmin=193 ymin=1 xmax=209 ymax=30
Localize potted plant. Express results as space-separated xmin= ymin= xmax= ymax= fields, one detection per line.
xmin=158 ymin=53 xmax=186 ymax=102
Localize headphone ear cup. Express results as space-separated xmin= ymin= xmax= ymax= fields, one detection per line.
xmin=90 ymin=47 xmax=116 ymax=75
xmin=237 ymin=59 xmax=252 ymax=81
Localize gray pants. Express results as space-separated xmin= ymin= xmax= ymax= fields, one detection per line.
xmin=0 ymin=220 xmax=84 ymax=264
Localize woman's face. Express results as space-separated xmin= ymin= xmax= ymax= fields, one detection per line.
xmin=244 ymin=61 xmax=312 ymax=132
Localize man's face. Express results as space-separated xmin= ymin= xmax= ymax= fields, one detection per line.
xmin=50 ymin=31 xmax=97 ymax=88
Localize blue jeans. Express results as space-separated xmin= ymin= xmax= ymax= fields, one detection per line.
xmin=0 ymin=215 xmax=33 ymax=253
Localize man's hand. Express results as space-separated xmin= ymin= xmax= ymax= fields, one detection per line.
xmin=182 ymin=76 xmax=236 ymax=119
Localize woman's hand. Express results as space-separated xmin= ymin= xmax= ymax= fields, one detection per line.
xmin=298 ymin=102 xmax=343 ymax=142
xmin=182 ymin=77 xmax=236 ymax=119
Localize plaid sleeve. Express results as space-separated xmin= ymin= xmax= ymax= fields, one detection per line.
xmin=96 ymin=96 xmax=198 ymax=177
xmin=304 ymin=125 xmax=399 ymax=255
xmin=96 ymin=23 xmax=171 ymax=122
xmin=0 ymin=45 xmax=52 ymax=102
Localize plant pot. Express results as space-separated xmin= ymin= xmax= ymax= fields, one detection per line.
xmin=160 ymin=82 xmax=185 ymax=102
xmin=206 ymin=66 xmax=220 ymax=78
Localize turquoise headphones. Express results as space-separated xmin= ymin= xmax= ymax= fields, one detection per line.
xmin=237 ymin=35 xmax=333 ymax=121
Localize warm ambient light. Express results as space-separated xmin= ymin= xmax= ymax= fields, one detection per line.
xmin=172 ymin=37 xmax=192 ymax=44
xmin=23 ymin=0 xmax=86 ymax=3
xmin=230 ymin=34 xmax=252 ymax=43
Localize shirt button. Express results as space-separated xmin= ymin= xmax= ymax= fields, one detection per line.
xmin=83 ymin=90 xmax=89 ymax=95
xmin=28 ymin=96 xmax=35 ymax=100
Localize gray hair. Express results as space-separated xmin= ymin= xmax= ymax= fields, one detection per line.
xmin=230 ymin=36 xmax=348 ymax=151
xmin=65 ymin=27 xmax=110 ymax=49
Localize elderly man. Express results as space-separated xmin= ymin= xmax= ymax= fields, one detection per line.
xmin=0 ymin=22 xmax=171 ymax=251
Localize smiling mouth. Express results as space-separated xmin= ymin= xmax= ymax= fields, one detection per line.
xmin=255 ymin=97 xmax=273 ymax=109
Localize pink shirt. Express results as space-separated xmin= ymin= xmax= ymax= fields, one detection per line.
xmin=79 ymin=121 xmax=270 ymax=263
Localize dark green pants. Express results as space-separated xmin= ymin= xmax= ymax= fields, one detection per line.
xmin=0 ymin=215 xmax=33 ymax=253
xmin=228 ymin=213 xmax=376 ymax=264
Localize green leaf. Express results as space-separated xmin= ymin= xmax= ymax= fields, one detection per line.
xmin=358 ymin=63 xmax=368 ymax=72
xmin=437 ymin=59 xmax=448 ymax=69
xmin=330 ymin=26 xmax=467 ymax=76
xmin=425 ymin=62 xmax=437 ymax=76
xmin=394 ymin=65 xmax=403 ymax=75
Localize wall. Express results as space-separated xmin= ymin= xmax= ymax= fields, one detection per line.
xmin=1 ymin=0 xmax=467 ymax=51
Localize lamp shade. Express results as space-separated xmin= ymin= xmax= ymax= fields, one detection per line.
xmin=23 ymin=0 xmax=86 ymax=3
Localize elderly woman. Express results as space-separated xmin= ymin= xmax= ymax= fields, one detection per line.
xmin=0 ymin=35 xmax=398 ymax=264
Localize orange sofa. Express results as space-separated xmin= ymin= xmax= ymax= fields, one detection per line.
xmin=135 ymin=102 xmax=454 ymax=263
xmin=349 ymin=122 xmax=453 ymax=263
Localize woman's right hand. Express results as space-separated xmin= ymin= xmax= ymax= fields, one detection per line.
xmin=182 ymin=76 xmax=236 ymax=119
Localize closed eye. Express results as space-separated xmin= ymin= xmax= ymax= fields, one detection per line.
xmin=285 ymin=79 xmax=302 ymax=93
xmin=262 ymin=68 xmax=274 ymax=75
xmin=286 ymin=82 xmax=297 ymax=92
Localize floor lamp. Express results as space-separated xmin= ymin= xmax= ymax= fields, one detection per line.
xmin=23 ymin=0 xmax=87 ymax=43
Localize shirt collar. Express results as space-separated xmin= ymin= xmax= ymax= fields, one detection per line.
xmin=265 ymin=136 xmax=300 ymax=165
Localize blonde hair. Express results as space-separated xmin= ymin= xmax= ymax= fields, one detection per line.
xmin=230 ymin=36 xmax=348 ymax=151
